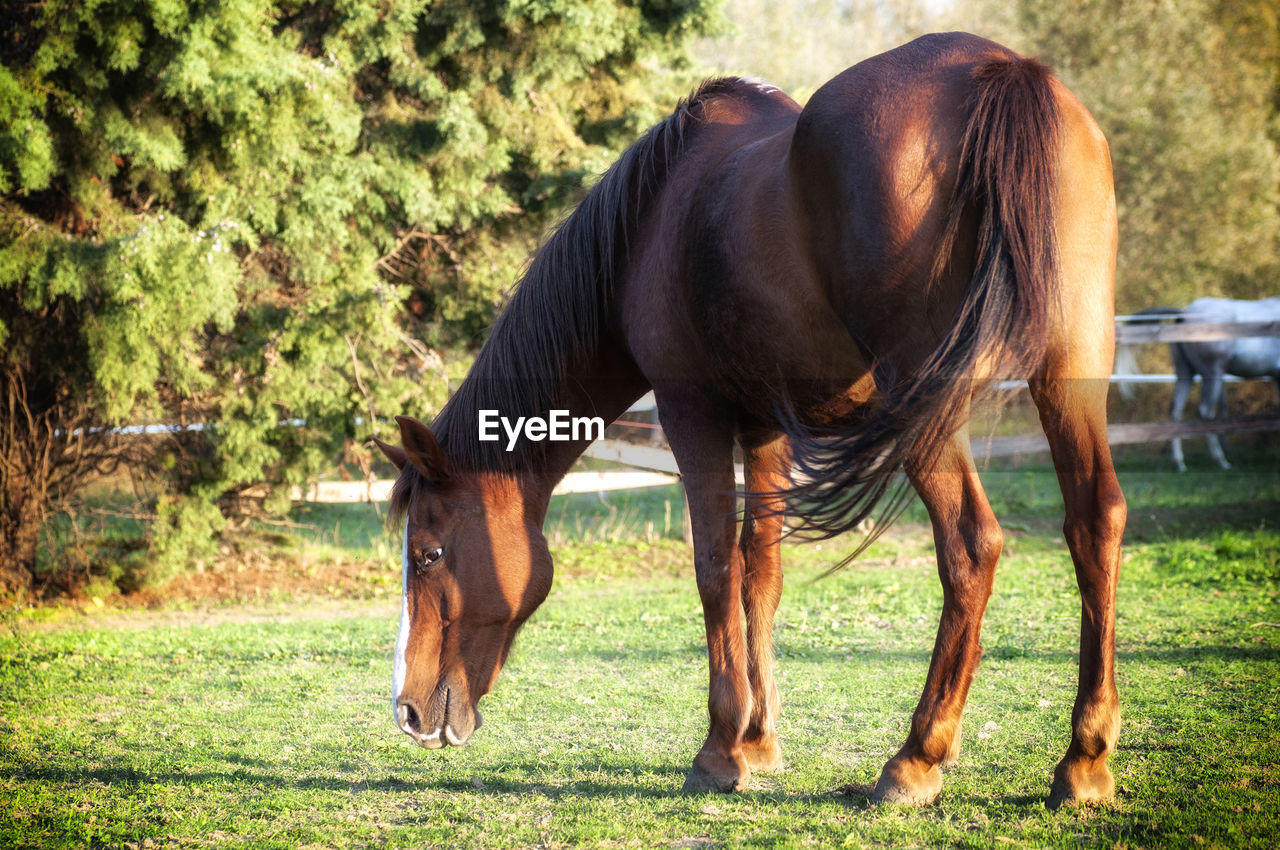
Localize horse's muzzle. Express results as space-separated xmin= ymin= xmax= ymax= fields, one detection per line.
xmin=395 ymin=689 xmax=481 ymax=748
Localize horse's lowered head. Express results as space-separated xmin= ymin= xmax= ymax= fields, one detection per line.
xmin=373 ymin=415 xmax=553 ymax=748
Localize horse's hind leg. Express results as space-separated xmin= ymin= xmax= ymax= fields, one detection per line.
xmin=1023 ymin=104 xmax=1127 ymax=805
xmin=1206 ymin=431 xmax=1231 ymax=470
xmin=738 ymin=434 xmax=790 ymax=772
xmin=1029 ymin=365 xmax=1127 ymax=808
xmin=872 ymin=422 xmax=1002 ymax=806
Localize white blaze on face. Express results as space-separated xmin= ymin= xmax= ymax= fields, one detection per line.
xmin=391 ymin=520 xmax=410 ymax=713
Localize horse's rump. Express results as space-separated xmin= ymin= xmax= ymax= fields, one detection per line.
xmin=775 ymin=39 xmax=1064 ymax=548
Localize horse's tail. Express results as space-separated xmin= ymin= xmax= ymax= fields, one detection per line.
xmin=781 ymin=57 xmax=1064 ymax=550
xmin=1167 ymin=322 xmax=1197 ymax=404
xmin=1114 ymin=306 xmax=1183 ymax=400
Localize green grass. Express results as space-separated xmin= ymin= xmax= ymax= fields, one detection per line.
xmin=2 ymin=448 xmax=1278 ymax=847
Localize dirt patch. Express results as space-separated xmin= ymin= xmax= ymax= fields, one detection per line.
xmin=7 ymin=553 xmax=399 ymax=632
xmin=127 ymin=556 xmax=398 ymax=608
xmin=17 ymin=595 xmax=396 ymax=633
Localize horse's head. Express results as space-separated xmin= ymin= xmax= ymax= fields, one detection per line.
xmin=373 ymin=415 xmax=553 ymax=748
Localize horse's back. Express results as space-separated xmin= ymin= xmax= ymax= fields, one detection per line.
xmin=617 ymin=78 xmax=848 ymax=406
xmin=1185 ymin=296 xmax=1280 ymax=321
xmin=788 ymin=33 xmax=1012 ymax=309
xmin=1181 ymin=297 xmax=1280 ymax=378
xmin=793 ymin=32 xmax=1016 ymax=168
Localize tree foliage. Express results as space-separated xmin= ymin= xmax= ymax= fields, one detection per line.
xmin=0 ymin=0 xmax=717 ymax=594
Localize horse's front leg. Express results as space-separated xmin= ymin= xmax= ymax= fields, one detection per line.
xmin=658 ymin=393 xmax=753 ymax=792
xmin=738 ymin=434 xmax=790 ymax=773
xmin=873 ymin=425 xmax=1002 ymax=806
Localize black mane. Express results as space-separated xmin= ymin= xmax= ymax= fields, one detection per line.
xmin=437 ymin=80 xmax=754 ymax=468
xmin=388 ymin=77 xmax=758 ymax=523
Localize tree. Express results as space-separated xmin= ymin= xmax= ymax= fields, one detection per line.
xmin=0 ymin=0 xmax=718 ymax=595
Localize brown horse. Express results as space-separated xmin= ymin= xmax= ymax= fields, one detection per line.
xmin=373 ymin=32 xmax=1124 ymax=809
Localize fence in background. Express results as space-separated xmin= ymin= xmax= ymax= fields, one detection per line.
xmin=304 ymin=315 xmax=1277 ymax=505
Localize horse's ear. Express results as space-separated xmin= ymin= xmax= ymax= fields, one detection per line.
xmin=371 ymin=435 xmax=407 ymax=471
xmin=395 ymin=415 xmax=451 ymax=483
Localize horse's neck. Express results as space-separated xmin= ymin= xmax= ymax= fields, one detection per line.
xmin=434 ymin=329 xmax=647 ymax=521
xmin=518 ymin=339 xmax=649 ymax=512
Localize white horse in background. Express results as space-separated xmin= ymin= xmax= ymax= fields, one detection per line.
xmin=1117 ymin=297 xmax=1280 ymax=470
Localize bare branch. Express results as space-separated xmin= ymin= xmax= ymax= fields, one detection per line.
xmin=345 ymin=333 xmax=378 ymax=430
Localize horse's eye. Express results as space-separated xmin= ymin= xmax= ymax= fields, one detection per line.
xmin=415 ymin=546 xmax=445 ymax=572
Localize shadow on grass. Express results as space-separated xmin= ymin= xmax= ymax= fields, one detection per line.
xmin=993 ymin=494 xmax=1279 ymax=545
xmin=2 ymin=756 xmax=839 ymax=804
xmin=8 ymin=747 xmax=1258 ymax=846
xmin=975 ymin=450 xmax=1279 ymax=545
xmin=1116 ymin=643 xmax=1280 ymax=664
xmin=1122 ymin=499 xmax=1280 ymax=542
xmin=0 ymin=736 xmax=889 ymax=807
xmin=564 ymin=641 xmax=1280 ymax=687
xmin=766 ymin=643 xmax=1280 ymax=667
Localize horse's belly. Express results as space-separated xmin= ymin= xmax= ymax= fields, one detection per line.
xmin=1227 ymin=339 xmax=1280 ymax=378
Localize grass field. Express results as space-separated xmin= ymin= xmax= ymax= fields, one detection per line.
xmin=2 ymin=446 xmax=1278 ymax=847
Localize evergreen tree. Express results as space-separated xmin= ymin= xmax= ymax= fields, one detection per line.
xmin=0 ymin=0 xmax=718 ymax=594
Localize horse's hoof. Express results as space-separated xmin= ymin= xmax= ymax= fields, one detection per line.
xmin=870 ymin=757 xmax=941 ymax=807
xmin=741 ymin=734 xmax=783 ymax=773
xmin=681 ymin=764 xmax=745 ymax=793
xmin=1046 ymin=759 xmax=1115 ymax=810
xmin=682 ymin=748 xmax=750 ymax=793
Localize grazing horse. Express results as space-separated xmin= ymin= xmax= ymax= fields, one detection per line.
xmin=373 ymin=33 xmax=1124 ymax=809
xmin=1166 ymin=297 xmax=1280 ymax=471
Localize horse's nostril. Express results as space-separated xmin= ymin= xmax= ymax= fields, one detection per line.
xmin=396 ymin=697 xmax=445 ymax=748
xmin=396 ymin=698 xmax=422 ymax=734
